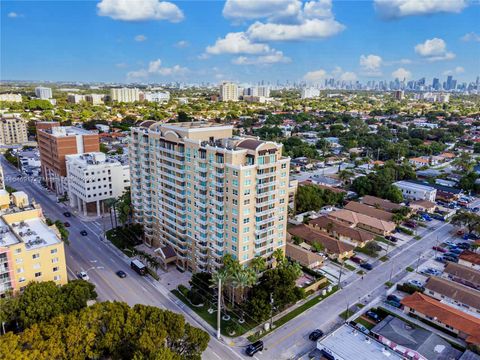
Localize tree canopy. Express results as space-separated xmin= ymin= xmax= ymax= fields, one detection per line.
xmin=295 ymin=184 xmax=345 ymax=214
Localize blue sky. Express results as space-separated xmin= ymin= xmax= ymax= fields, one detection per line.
xmin=1 ymin=0 xmax=479 ymax=84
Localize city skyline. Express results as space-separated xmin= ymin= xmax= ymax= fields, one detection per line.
xmin=1 ymin=0 xmax=479 ymax=84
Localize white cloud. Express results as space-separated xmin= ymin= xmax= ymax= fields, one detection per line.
xmin=461 ymin=32 xmax=480 ymax=42
xmin=303 ymin=69 xmax=328 ymax=82
xmin=443 ymin=66 xmax=465 ymax=75
xmin=135 ymin=34 xmax=147 ymax=42
xmin=128 ymin=58 xmax=189 ymax=79
xmin=303 ymin=0 xmax=334 ymax=19
xmin=7 ymin=12 xmax=19 ymax=18
xmin=206 ymin=32 xmax=272 ymax=55
xmin=223 ymin=0 xmax=302 ymax=23
xmin=232 ymin=51 xmax=291 ymax=65
xmin=340 ymin=72 xmax=357 ymax=82
xmin=392 ymin=67 xmax=412 ymax=79
xmin=360 ymin=54 xmax=383 ymax=76
xmin=175 ymin=40 xmax=189 ymax=48
xmin=247 ymin=18 xmax=345 ymax=41
xmin=415 ymin=38 xmax=455 ymax=62
xmin=97 ymin=0 xmax=184 ymax=22
xmin=374 ymin=0 xmax=467 ymax=19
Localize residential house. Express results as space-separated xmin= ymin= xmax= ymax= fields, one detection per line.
xmin=409 ymin=200 xmax=437 ymax=213
xmin=308 ymin=216 xmax=374 ymax=247
xmin=361 ymin=195 xmax=403 ymax=212
xmin=409 ymin=157 xmax=430 ymax=169
xmin=424 ymin=276 xmax=480 ymax=314
xmin=328 ymin=209 xmax=396 ymax=236
xmin=393 ymin=181 xmax=437 ymax=202
xmin=288 ymin=224 xmax=354 ymax=261
xmin=459 ymin=251 xmax=480 ymax=271
xmin=285 ymin=242 xmax=324 ymax=269
xmin=443 ymin=262 xmax=480 ymax=290
xmin=401 ymin=292 xmax=480 ymax=346
xmin=344 ymin=201 xmax=393 ymax=222
xmin=371 ymin=315 xmax=461 ymax=360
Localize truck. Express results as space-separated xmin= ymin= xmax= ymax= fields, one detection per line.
xmin=131 ymin=259 xmax=147 ymax=276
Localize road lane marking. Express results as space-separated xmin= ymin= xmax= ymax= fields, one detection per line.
xmin=268 ymin=320 xmax=312 ymax=349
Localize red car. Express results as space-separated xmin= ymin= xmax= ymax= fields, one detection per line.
xmin=456 ymin=230 xmax=465 ymax=236
xmin=432 ymin=246 xmax=447 ymax=253
xmin=350 ymin=256 xmax=364 ymax=264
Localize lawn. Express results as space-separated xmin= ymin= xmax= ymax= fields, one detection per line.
xmin=355 ymin=317 xmax=375 ymax=330
xmin=339 ymin=308 xmax=356 ymax=320
xmin=106 ymin=227 xmax=141 ymax=256
xmin=375 ymin=236 xmax=396 ymax=247
xmin=405 ymin=266 xmax=414 ymax=272
xmin=343 ymin=263 xmax=356 ymax=271
xmin=379 ymin=255 xmax=389 ymax=262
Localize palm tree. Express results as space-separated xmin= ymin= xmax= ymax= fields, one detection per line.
xmin=338 ymin=170 xmax=354 ymax=185
xmin=249 ymin=256 xmax=266 ymax=275
xmin=272 ymin=248 xmax=285 ymax=268
xmin=210 ymin=268 xmax=229 ymax=338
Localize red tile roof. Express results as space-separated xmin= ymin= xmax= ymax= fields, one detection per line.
xmin=459 ymin=251 xmax=480 ymax=266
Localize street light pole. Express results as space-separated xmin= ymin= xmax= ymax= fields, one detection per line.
xmin=216 ymin=277 xmax=222 ymax=340
xmin=269 ymin=292 xmax=274 ymax=330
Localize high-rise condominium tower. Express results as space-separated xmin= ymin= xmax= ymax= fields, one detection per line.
xmin=130 ymin=121 xmax=296 ymax=272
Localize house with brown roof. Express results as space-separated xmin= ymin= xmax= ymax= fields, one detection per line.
xmin=344 ymin=201 xmax=393 ymax=221
xmin=361 ymin=195 xmax=403 ymax=212
xmin=409 ymin=199 xmax=437 ymax=213
xmin=328 ymin=209 xmax=396 ymax=236
xmin=285 ymin=242 xmax=325 ymax=269
xmin=424 ymin=276 xmax=480 ymax=313
xmin=288 ymin=224 xmax=354 ymax=261
xmin=459 ymin=251 xmax=480 ymax=271
xmin=308 ymin=216 xmax=374 ymax=247
xmin=443 ymin=262 xmax=480 ymax=291
xmin=401 ymin=292 xmax=480 ymax=346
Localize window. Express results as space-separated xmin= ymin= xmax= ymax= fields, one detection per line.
xmin=16 ymin=258 xmax=23 ymax=264
xmin=19 ymin=277 xmax=26 ymax=283
xmin=243 ymin=218 xmax=250 ymax=224
xmin=32 ymin=253 xmax=40 ymax=259
xmin=34 ymin=272 xmax=42 ymax=278
xmin=54 ymin=275 xmax=61 ymax=281
xmin=53 ymin=266 xmax=59 ymax=272
xmin=52 ymin=257 xmax=59 ymax=263
xmin=244 ymin=189 xmax=251 ymax=196
xmin=33 ymin=263 xmax=41 ymax=269
xmin=233 ymin=170 xmax=238 ymax=176
xmin=14 ymin=248 xmax=21 ymax=254
xmin=243 ymin=227 xmax=250 ymax=233
xmin=16 ymin=267 xmax=24 ymax=274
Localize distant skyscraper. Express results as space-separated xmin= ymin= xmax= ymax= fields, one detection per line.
xmin=35 ymin=87 xmax=52 ymax=99
xmin=110 ymin=88 xmax=140 ymax=102
xmin=394 ymin=90 xmax=404 ymax=100
xmin=432 ymin=78 xmax=440 ymax=90
xmin=446 ymin=76 xmax=453 ymax=90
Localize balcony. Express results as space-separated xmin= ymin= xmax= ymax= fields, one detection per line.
xmin=256 ymin=216 xmax=276 ymax=226
xmin=256 ymin=207 xmax=275 ymax=217
xmin=256 ymin=198 xmax=276 ymax=207
xmin=257 ymin=180 xmax=276 ymax=189
xmin=257 ymin=189 xmax=276 ymax=197
xmin=257 ymin=171 xmax=276 ymax=179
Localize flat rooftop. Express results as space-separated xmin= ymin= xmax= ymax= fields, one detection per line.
xmin=0 ymin=219 xmax=20 ymax=247
xmin=317 ymin=325 xmax=403 ymax=360
xmin=45 ymin=126 xmax=97 ymax=137
xmin=394 ymin=181 xmax=436 ymax=191
xmin=9 ymin=218 xmax=61 ymax=250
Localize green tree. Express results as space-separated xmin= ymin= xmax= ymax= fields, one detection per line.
xmin=451 ymin=211 xmax=480 ymax=234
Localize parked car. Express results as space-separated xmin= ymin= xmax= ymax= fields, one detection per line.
xmin=309 ymin=329 xmax=324 ymax=341
xmin=64 ymin=222 xmax=70 ymax=227
xmin=473 ymin=207 xmax=479 ymax=213
xmin=445 ymin=241 xmax=456 ymax=247
xmin=116 ymin=270 xmax=127 ymax=278
xmin=387 ymin=300 xmax=401 ymax=308
xmin=457 ymin=243 xmax=471 ymax=250
xmin=432 ymin=246 xmax=447 ymax=253
xmin=366 ymin=311 xmax=380 ymax=322
xmin=449 ymin=248 xmax=462 ymax=255
xmin=355 ymin=324 xmax=370 ymax=335
xmin=63 ymin=211 xmax=71 ymax=217
xmin=443 ymin=255 xmax=459 ymax=263
xmin=435 ymin=257 xmax=447 ymax=264
xmin=405 ymin=220 xmax=417 ymax=229
xmin=80 ymin=230 xmax=88 ymax=236
xmin=78 ymin=271 xmax=89 ymax=281
xmin=421 ymin=214 xmax=432 ymax=221
xmin=387 ymin=294 xmax=401 ymax=303
xmin=360 ymin=263 xmax=373 ymax=270
xmin=457 ymin=229 xmax=465 ymax=236
xmin=350 ymin=256 xmax=364 ymax=264
xmin=245 ymin=341 xmax=264 ymax=357
xmin=408 ymin=279 xmax=423 ymax=288
xmin=385 ymin=235 xmax=398 ymax=243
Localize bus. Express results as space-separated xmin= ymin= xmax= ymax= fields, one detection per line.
xmin=131 ymin=259 xmax=146 ymax=276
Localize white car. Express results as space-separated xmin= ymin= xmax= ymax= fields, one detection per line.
xmin=408 ymin=279 xmax=423 ymax=288
xmin=78 ymin=271 xmax=89 ymax=281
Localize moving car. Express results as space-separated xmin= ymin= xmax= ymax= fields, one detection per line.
xmin=116 ymin=270 xmax=127 ymax=278
xmin=63 ymin=211 xmax=71 ymax=217
xmin=80 ymin=230 xmax=88 ymax=236
xmin=245 ymin=341 xmax=264 ymax=357
xmin=78 ymin=271 xmax=89 ymax=281
xmin=309 ymin=329 xmax=324 ymax=341
xmin=360 ymin=263 xmax=373 ymax=270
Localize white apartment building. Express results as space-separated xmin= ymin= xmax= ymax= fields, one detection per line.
xmin=0 ymin=114 xmax=28 ymax=145
xmin=67 ymin=94 xmax=86 ymax=104
xmin=110 ymin=88 xmax=140 ymax=103
xmin=244 ymin=86 xmax=270 ymax=98
xmin=35 ymin=87 xmax=53 ymax=99
xmin=0 ymin=93 xmax=22 ymax=102
xmin=66 ymin=152 xmax=130 ymax=217
xmin=301 ymin=87 xmax=320 ymax=99
xmin=85 ymin=94 xmax=104 ymax=105
xmin=144 ymin=91 xmax=170 ymax=103
xmin=130 ymin=121 xmax=296 ymax=272
xmin=393 ymin=181 xmax=437 ymax=202
xmin=220 ymin=82 xmax=239 ymax=102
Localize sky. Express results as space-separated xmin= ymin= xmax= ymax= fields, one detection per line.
xmin=1 ymin=0 xmax=479 ymax=84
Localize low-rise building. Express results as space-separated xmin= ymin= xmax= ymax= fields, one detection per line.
xmin=308 ymin=216 xmax=374 ymax=246
xmin=285 ymin=242 xmax=324 ymax=269
xmin=361 ymin=195 xmax=402 ymax=212
xmin=459 ymin=251 xmax=480 ymax=271
xmin=393 ymin=181 xmax=437 ymax=202
xmin=409 ymin=199 xmax=437 ymax=213
xmin=288 ymin=224 xmax=354 ymax=261
xmin=443 ymin=262 xmax=480 ymax=290
xmin=0 ymin=93 xmax=22 ymax=102
xmin=85 ymin=94 xmax=104 ymax=105
xmin=67 ymin=94 xmax=86 ymax=103
xmin=409 ymin=157 xmax=430 ymax=168
xmin=0 ymin=114 xmax=28 ymax=145
xmin=66 ymin=152 xmax=130 ymax=217
xmin=328 ymin=209 xmax=396 ymax=236
xmin=425 ymin=276 xmax=480 ymax=314
xmin=401 ymin=292 xmax=480 ymax=346
xmin=0 ymin=192 xmax=68 ymax=297
xmin=344 ymin=201 xmax=393 ymax=222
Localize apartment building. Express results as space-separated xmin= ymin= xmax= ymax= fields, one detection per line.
xmin=37 ymin=122 xmax=99 ymax=195
xmin=0 ymin=191 xmax=67 ymax=297
xmin=66 ymin=152 xmax=130 ymax=216
xmin=110 ymin=87 xmax=140 ymax=103
xmin=144 ymin=91 xmax=170 ymax=103
xmin=67 ymin=94 xmax=86 ymax=103
xmin=393 ymin=181 xmax=437 ymax=202
xmin=85 ymin=94 xmax=104 ymax=105
xmin=0 ymin=94 xmax=22 ymax=102
xmin=35 ymin=86 xmax=52 ymax=99
xmin=220 ymin=82 xmax=238 ymax=102
xmin=0 ymin=114 xmax=28 ymax=145
xmin=130 ymin=121 xmax=296 ymax=272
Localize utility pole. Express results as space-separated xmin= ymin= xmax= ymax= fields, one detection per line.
xmin=101 ymin=201 xmax=106 ymax=240
xmin=269 ymin=292 xmax=274 ymax=330
xmin=337 ymin=261 xmax=345 ymax=289
xmin=216 ymin=277 xmax=222 ymax=340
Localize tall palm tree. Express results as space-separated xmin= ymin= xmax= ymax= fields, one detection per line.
xmin=272 ymin=248 xmax=284 ymax=266
xmin=249 ymin=256 xmax=266 ymax=275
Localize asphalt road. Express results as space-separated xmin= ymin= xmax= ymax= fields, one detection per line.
xmin=0 ymin=156 xmax=243 ymax=360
